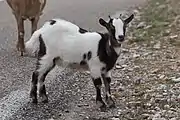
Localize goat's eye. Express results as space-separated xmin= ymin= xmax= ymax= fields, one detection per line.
xmin=110 ymin=24 xmax=115 ymax=29
xmin=109 ymin=26 xmax=115 ymax=35
xmin=109 ymin=25 xmax=115 ymax=31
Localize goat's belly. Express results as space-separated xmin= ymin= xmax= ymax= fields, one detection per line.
xmin=68 ymin=63 xmax=89 ymax=71
xmin=55 ymin=59 xmax=89 ymax=71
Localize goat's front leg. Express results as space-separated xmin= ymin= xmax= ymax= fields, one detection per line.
xmin=92 ymin=77 xmax=106 ymax=112
xmin=15 ymin=15 xmax=25 ymax=56
xmin=89 ymin=60 xmax=107 ymax=111
xmin=30 ymin=17 xmax=39 ymax=35
xmin=101 ymin=71 xmax=115 ymax=108
xmin=90 ymin=65 xmax=106 ymax=111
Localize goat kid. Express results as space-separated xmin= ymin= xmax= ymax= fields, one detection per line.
xmin=26 ymin=14 xmax=134 ymax=111
xmin=6 ymin=0 xmax=46 ymax=56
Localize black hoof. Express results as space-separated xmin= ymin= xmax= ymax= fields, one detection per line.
xmin=100 ymin=104 xmax=107 ymax=112
xmin=106 ymin=97 xmax=115 ymax=108
xmin=42 ymin=98 xmax=48 ymax=103
xmin=31 ymin=98 xmax=38 ymax=104
xmin=30 ymin=93 xmax=37 ymax=104
xmin=41 ymin=95 xmax=48 ymax=103
xmin=97 ymin=100 xmax=107 ymax=112
xmin=109 ymin=103 xmax=116 ymax=108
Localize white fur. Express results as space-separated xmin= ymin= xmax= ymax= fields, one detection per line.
xmin=25 ymin=30 xmax=41 ymax=54
xmin=113 ymin=18 xmax=124 ymax=39
xmin=26 ymin=18 xmax=107 ymax=78
xmin=26 ymin=15 xmax=135 ymax=109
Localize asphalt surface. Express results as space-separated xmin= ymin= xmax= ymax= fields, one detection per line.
xmin=0 ymin=0 xmax=145 ymax=120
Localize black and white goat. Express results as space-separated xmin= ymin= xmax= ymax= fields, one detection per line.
xmin=26 ymin=14 xmax=134 ymax=111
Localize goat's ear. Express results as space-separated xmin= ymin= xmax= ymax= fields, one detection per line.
xmin=124 ymin=14 xmax=134 ymax=24
xmin=99 ymin=18 xmax=108 ymax=27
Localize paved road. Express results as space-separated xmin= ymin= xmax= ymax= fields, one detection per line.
xmin=0 ymin=0 xmax=145 ymax=120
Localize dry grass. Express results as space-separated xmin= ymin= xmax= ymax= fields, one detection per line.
xmin=114 ymin=0 xmax=180 ymax=119
xmin=129 ymin=0 xmax=180 ymax=47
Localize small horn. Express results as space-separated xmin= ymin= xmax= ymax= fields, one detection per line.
xmin=119 ymin=14 xmax=122 ymax=18
xmin=108 ymin=15 xmax=112 ymax=19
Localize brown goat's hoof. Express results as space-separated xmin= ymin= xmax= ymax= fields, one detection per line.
xmin=16 ymin=43 xmax=25 ymax=56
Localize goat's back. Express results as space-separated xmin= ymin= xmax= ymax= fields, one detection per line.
xmin=38 ymin=19 xmax=102 ymax=63
xmin=6 ymin=0 xmax=46 ymax=18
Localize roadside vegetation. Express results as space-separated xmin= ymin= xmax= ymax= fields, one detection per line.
xmin=112 ymin=0 xmax=180 ymax=119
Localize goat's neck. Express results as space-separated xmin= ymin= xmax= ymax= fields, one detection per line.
xmin=106 ymin=34 xmax=121 ymax=56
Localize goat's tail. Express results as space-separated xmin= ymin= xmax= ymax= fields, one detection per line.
xmin=25 ymin=31 xmax=41 ymax=55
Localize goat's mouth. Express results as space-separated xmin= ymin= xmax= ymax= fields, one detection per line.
xmin=111 ymin=39 xmax=122 ymax=47
xmin=117 ymin=39 xmax=125 ymax=43
xmin=110 ymin=36 xmax=123 ymax=46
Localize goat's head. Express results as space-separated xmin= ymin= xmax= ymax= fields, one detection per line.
xmin=99 ymin=14 xmax=134 ymax=46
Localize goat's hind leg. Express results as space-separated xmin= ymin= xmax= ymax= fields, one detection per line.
xmin=30 ymin=56 xmax=56 ymax=103
xmin=37 ymin=56 xmax=57 ymax=103
xmin=30 ymin=71 xmax=39 ymax=104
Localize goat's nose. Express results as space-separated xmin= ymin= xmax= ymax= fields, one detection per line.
xmin=118 ymin=35 xmax=124 ymax=41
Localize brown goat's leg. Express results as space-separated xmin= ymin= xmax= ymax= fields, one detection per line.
xmin=15 ymin=16 xmax=25 ymax=56
xmin=30 ymin=17 xmax=39 ymax=57
xmin=31 ymin=17 xmax=39 ymax=35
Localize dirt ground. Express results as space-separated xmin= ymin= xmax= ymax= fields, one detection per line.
xmin=2 ymin=0 xmax=180 ymax=119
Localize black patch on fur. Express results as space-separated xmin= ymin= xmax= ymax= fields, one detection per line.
xmin=83 ymin=53 xmax=86 ymax=59
xmin=30 ymin=71 xmax=39 ymax=103
xmin=101 ymin=67 xmax=106 ymax=72
xmin=92 ymin=78 xmax=104 ymax=103
xmin=123 ymin=25 xmax=127 ymax=36
xmin=53 ymin=57 xmax=60 ymax=64
xmin=106 ymin=77 xmax=111 ymax=83
xmin=79 ymin=27 xmax=88 ymax=33
xmin=93 ymin=78 xmax=102 ymax=86
xmin=108 ymin=19 xmax=116 ymax=39
xmin=87 ymin=51 xmax=92 ymax=60
xmin=49 ymin=20 xmax=56 ymax=25
xmin=39 ymin=85 xmax=47 ymax=97
xmin=80 ymin=60 xmax=87 ymax=65
xmin=97 ymin=33 xmax=119 ymax=71
xmin=35 ymin=35 xmax=46 ymax=70
xmin=36 ymin=57 xmax=58 ymax=102
xmin=32 ymin=71 xmax=38 ymax=85
xmin=38 ymin=34 xmax=46 ymax=58
xmin=80 ymin=53 xmax=87 ymax=65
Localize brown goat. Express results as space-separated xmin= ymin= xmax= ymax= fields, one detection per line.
xmin=6 ymin=0 xmax=46 ymax=56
